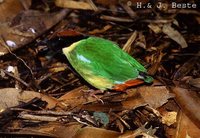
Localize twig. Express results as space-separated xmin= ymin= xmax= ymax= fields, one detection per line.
xmin=86 ymin=0 xmax=98 ymax=11
xmin=122 ymin=31 xmax=137 ymax=53
xmin=168 ymin=9 xmax=200 ymax=15
xmin=35 ymin=73 xmax=52 ymax=86
xmin=1 ymin=69 xmax=29 ymax=87
xmin=100 ymin=15 xmax=133 ymax=22
xmin=18 ymin=113 xmax=59 ymax=122
xmin=120 ymin=3 xmax=137 ymax=18
xmin=141 ymin=19 xmax=173 ymax=23
xmin=51 ymin=78 xmax=79 ymax=93
xmin=31 ymin=110 xmax=73 ymax=116
xmin=135 ymin=9 xmax=200 ymax=16
xmin=0 ymin=36 xmax=34 ymax=76
xmin=112 ymin=112 xmax=131 ymax=129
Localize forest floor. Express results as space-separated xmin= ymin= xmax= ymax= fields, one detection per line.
xmin=0 ymin=0 xmax=199 ymax=137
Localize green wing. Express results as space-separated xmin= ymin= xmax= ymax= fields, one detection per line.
xmin=63 ymin=37 xmax=149 ymax=90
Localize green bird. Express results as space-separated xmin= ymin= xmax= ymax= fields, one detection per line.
xmin=62 ymin=37 xmax=153 ymax=91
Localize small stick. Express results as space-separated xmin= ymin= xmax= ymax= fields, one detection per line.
xmin=141 ymin=19 xmax=173 ymax=23
xmin=18 ymin=113 xmax=59 ymax=122
xmin=86 ymin=0 xmax=98 ymax=11
xmin=120 ymin=3 xmax=137 ymax=18
xmin=51 ymin=78 xmax=79 ymax=93
xmin=100 ymin=15 xmax=133 ymax=22
xmin=31 ymin=110 xmax=73 ymax=116
xmin=1 ymin=69 xmax=30 ymax=87
xmin=122 ymin=31 xmax=137 ymax=53
xmin=0 ymin=36 xmax=34 ymax=76
xmin=112 ymin=112 xmax=131 ymax=129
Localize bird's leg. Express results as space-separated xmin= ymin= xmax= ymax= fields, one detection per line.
xmin=81 ymin=89 xmax=104 ymax=104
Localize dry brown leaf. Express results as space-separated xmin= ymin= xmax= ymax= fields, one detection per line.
xmin=122 ymin=88 xmax=147 ymax=110
xmin=123 ymin=86 xmax=173 ymax=109
xmin=59 ymin=86 xmax=124 ymax=112
xmin=120 ymin=124 xmax=157 ymax=138
xmin=176 ymin=112 xmax=200 ymax=138
xmin=17 ymin=122 xmax=83 ymax=138
xmin=52 ymin=123 xmax=83 ymax=138
xmin=55 ymin=0 xmax=94 ymax=10
xmin=0 ymin=9 xmax=69 ymax=56
xmin=189 ymin=78 xmax=200 ymax=88
xmin=0 ymin=0 xmax=31 ymax=22
xmin=81 ymin=103 xmax=123 ymax=112
xmin=73 ymin=127 xmax=120 ymax=138
xmin=39 ymin=122 xmax=83 ymax=138
xmin=162 ymin=23 xmax=188 ymax=48
xmin=58 ymin=86 xmax=102 ymax=109
xmin=173 ymin=56 xmax=199 ymax=80
xmin=172 ymin=87 xmax=200 ymax=128
xmin=0 ymin=88 xmax=63 ymax=111
xmin=139 ymin=86 xmax=173 ymax=109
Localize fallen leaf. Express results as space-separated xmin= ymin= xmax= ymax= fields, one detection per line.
xmin=123 ymin=86 xmax=173 ymax=109
xmin=18 ymin=122 xmax=83 ymax=138
xmin=0 ymin=88 xmax=63 ymax=111
xmin=139 ymin=86 xmax=173 ymax=109
xmin=122 ymin=88 xmax=147 ymax=109
xmin=55 ymin=0 xmax=94 ymax=10
xmin=51 ymin=123 xmax=83 ymax=138
xmin=162 ymin=23 xmax=188 ymax=48
xmin=189 ymin=78 xmax=200 ymax=88
xmin=173 ymin=56 xmax=199 ymax=80
xmin=0 ymin=0 xmax=31 ymax=22
xmin=176 ymin=112 xmax=200 ymax=138
xmin=58 ymin=86 xmax=103 ymax=109
xmin=172 ymin=87 xmax=200 ymax=128
xmin=59 ymin=86 xmax=124 ymax=112
xmin=73 ymin=127 xmax=120 ymax=138
xmin=0 ymin=9 xmax=69 ymax=56
xmin=120 ymin=123 xmax=157 ymax=138
xmin=81 ymin=102 xmax=123 ymax=112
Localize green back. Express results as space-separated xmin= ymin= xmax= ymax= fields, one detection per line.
xmin=63 ymin=37 xmax=149 ymax=90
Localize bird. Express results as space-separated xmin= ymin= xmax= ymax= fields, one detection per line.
xmin=62 ymin=36 xmax=153 ymax=91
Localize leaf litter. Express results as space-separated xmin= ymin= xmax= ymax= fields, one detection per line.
xmin=0 ymin=0 xmax=199 ymax=137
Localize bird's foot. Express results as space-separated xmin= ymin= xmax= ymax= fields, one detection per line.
xmin=81 ymin=89 xmax=104 ymax=104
